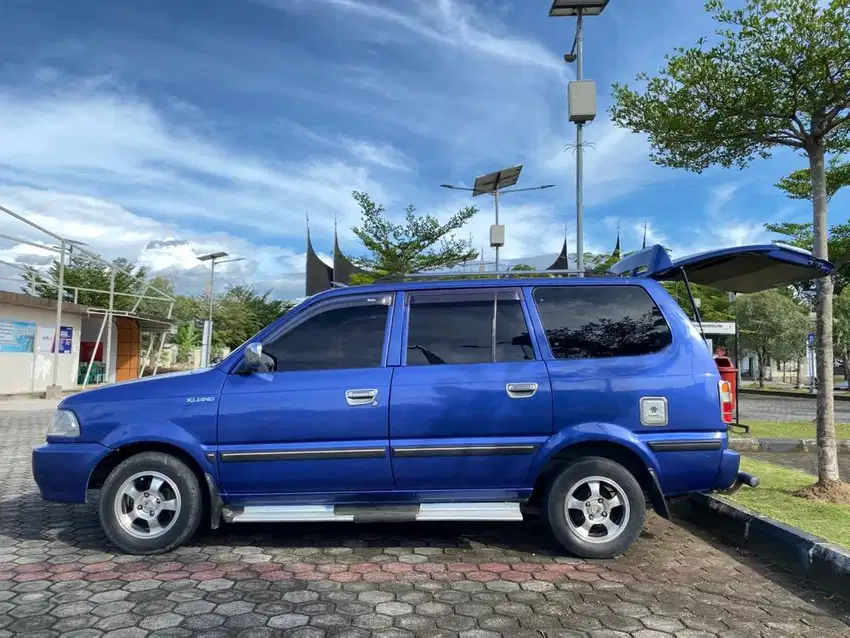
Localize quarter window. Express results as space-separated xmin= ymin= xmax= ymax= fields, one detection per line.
xmin=262 ymin=300 xmax=389 ymax=371
xmin=532 ymin=286 xmax=671 ymax=359
xmin=405 ymin=291 xmax=533 ymax=365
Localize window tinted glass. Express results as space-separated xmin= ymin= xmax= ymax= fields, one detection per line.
xmin=406 ymin=295 xmax=532 ymax=365
xmin=532 ymin=286 xmax=671 ymax=359
xmin=264 ymin=302 xmax=388 ymax=371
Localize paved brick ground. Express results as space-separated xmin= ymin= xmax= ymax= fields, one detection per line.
xmin=3 ymin=410 xmax=850 ymax=637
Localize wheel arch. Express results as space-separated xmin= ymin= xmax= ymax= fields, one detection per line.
xmin=529 ymin=437 xmax=669 ymax=519
xmin=88 ymin=442 xmax=215 ymax=524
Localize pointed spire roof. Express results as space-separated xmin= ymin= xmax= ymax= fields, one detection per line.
xmin=612 ymin=223 xmax=621 ymax=260
xmin=305 ymin=213 xmax=333 ymax=296
xmin=546 ymin=225 xmax=571 ymax=271
xmin=333 ymin=220 xmax=367 ymax=285
xmin=642 ymin=220 xmax=648 ymax=249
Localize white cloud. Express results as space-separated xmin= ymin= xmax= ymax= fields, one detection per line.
xmin=263 ymin=0 xmax=564 ymax=74
xmin=0 ymin=87 xmax=394 ymax=242
xmin=0 ymin=187 xmax=309 ymax=299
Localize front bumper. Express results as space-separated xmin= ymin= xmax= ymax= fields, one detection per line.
xmin=32 ymin=443 xmax=109 ymax=503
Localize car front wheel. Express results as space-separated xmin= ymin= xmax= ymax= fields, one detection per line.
xmin=545 ymin=456 xmax=646 ymax=559
xmin=99 ymin=451 xmax=203 ymax=555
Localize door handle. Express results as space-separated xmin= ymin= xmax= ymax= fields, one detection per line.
xmin=506 ymin=382 xmax=538 ymax=399
xmin=345 ymin=389 xmax=378 ymax=406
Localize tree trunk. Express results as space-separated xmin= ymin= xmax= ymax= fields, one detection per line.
xmin=844 ymin=345 xmax=849 ymax=385
xmin=796 ymin=357 xmax=803 ymax=389
xmin=810 ymin=144 xmax=841 ymax=485
xmin=758 ymin=351 xmax=765 ymax=388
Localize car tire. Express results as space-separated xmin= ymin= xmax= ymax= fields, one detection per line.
xmin=99 ymin=452 xmax=203 ymax=555
xmin=544 ymin=456 xmax=646 ymax=559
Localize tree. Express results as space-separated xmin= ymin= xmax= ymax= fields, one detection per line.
xmin=349 ymin=191 xmax=478 ymax=282
xmin=610 ymin=0 xmax=850 ymax=489
xmin=834 ymin=287 xmax=850 ymax=383
xmin=24 ymin=254 xmax=149 ymax=311
xmin=776 ymin=156 xmax=850 ymax=202
xmin=765 ymin=220 xmax=850 ymax=294
xmin=210 ymin=285 xmax=296 ymax=351
xmin=174 ymin=323 xmax=201 ymax=364
xmin=736 ymin=291 xmax=808 ymax=387
xmin=664 ymin=282 xmax=735 ymax=322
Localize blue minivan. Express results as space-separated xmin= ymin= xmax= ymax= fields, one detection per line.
xmin=32 ymin=244 xmax=832 ymax=557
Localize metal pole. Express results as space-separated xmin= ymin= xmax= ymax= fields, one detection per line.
xmin=575 ymin=9 xmax=585 ymax=277
xmin=493 ymin=189 xmax=500 ymax=273
xmin=152 ymin=333 xmax=166 ymax=376
xmin=207 ymin=258 xmax=216 ymax=367
xmin=105 ymin=269 xmax=116 ymax=383
xmin=139 ymin=335 xmax=155 ymax=378
xmin=51 ymin=240 xmax=66 ymax=389
xmin=82 ymin=313 xmax=109 ymax=389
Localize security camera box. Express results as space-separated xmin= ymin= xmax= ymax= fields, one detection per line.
xmin=569 ymin=80 xmax=597 ymax=123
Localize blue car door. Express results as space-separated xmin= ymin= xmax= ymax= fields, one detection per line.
xmin=388 ymin=287 xmax=553 ymax=494
xmin=217 ymin=293 xmax=395 ymax=499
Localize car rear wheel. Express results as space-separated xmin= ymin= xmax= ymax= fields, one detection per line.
xmin=544 ymin=456 xmax=645 ymax=559
xmin=99 ymin=452 xmax=203 ymax=555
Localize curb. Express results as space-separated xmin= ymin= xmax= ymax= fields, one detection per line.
xmin=674 ymin=494 xmax=850 ymax=601
xmin=730 ymin=437 xmax=850 ymax=453
xmin=739 ymin=388 xmax=850 ymax=401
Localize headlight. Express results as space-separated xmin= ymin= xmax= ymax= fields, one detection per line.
xmin=46 ymin=410 xmax=80 ymax=439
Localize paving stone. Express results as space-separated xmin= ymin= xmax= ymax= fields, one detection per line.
xmin=267 ymin=613 xmax=309 ymax=629
xmin=1 ymin=408 xmax=849 ymax=638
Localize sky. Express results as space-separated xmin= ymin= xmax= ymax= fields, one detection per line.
xmin=0 ymin=0 xmax=847 ymax=299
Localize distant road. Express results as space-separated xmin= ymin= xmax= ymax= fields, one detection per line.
xmin=738 ymin=393 xmax=850 ymax=423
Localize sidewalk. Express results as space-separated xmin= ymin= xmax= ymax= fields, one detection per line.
xmin=0 ymin=398 xmax=59 ymax=412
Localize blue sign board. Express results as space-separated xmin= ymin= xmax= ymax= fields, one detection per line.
xmin=808 ymin=332 xmax=816 ymax=346
xmin=0 ymin=320 xmax=36 ymax=353
xmin=58 ymin=326 xmax=73 ymax=354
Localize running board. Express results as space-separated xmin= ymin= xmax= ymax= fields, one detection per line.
xmin=223 ymin=502 xmax=523 ymax=524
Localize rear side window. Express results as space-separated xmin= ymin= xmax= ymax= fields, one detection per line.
xmin=405 ymin=290 xmax=534 ymax=365
xmin=532 ymin=286 xmax=671 ymax=359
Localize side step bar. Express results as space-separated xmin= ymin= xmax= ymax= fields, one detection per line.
xmin=224 ymin=502 xmax=523 ymax=524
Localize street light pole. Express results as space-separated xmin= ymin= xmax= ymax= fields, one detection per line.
xmin=198 ymin=252 xmax=244 ymax=367
xmin=440 ymin=179 xmax=555 ymax=274
xmin=493 ymin=188 xmax=501 ymax=272
xmin=548 ymin=0 xmax=609 ymax=276
xmin=575 ymin=9 xmax=585 ymax=275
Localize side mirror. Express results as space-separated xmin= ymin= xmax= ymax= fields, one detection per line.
xmin=211 ymin=356 xmax=222 ymax=365
xmin=243 ymin=342 xmax=264 ymax=370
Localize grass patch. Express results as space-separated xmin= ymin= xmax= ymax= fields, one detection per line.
xmin=731 ymin=420 xmax=850 ymax=439
xmin=724 ymin=457 xmax=850 ymax=548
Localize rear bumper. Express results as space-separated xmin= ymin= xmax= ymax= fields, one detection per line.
xmin=713 ymin=448 xmax=741 ymax=490
xmin=32 ymin=443 xmax=109 ymax=503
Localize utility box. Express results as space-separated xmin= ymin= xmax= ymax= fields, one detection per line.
xmin=568 ymin=80 xmax=597 ymax=123
xmin=490 ymin=224 xmax=505 ymax=248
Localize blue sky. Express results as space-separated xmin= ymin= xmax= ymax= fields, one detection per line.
xmin=0 ymin=0 xmax=846 ymax=297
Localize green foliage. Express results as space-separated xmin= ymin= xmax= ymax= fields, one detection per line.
xmin=664 ymin=282 xmax=735 ymax=322
xmin=736 ymin=291 xmax=810 ymax=386
xmin=24 ymin=255 xmax=150 ymax=312
xmin=209 ymin=285 xmax=296 ymax=351
xmin=833 ymin=287 xmax=850 ymax=372
xmin=349 ymin=191 xmax=478 ymax=282
xmin=610 ymin=0 xmax=850 ymax=171
xmin=776 ymin=157 xmax=850 ymax=202
xmin=765 ymin=220 xmax=850 ymax=293
xmin=174 ymin=323 xmax=201 ymax=363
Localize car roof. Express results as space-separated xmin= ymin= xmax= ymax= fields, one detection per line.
xmin=308 ymin=275 xmax=652 ymax=303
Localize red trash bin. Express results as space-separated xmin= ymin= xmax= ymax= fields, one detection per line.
xmin=714 ymin=355 xmax=737 ymax=416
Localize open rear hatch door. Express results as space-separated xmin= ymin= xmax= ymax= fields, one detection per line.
xmin=610 ymin=244 xmax=834 ymax=293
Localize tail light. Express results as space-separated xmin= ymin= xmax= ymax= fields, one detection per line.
xmin=719 ymin=380 xmax=733 ymax=424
